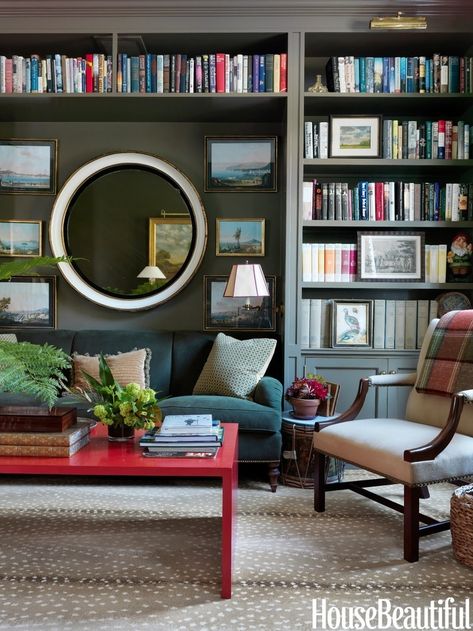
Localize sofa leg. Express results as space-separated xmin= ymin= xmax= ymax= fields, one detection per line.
xmin=404 ymin=485 xmax=420 ymax=562
xmin=314 ymin=451 xmax=326 ymax=512
xmin=267 ymin=461 xmax=280 ymax=492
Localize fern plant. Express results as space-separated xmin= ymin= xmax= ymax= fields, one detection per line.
xmin=0 ymin=341 xmax=71 ymax=408
xmin=0 ymin=256 xmax=70 ymax=281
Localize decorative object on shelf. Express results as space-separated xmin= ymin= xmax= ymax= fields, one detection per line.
xmin=357 ymin=231 xmax=425 ymax=282
xmin=447 ymin=232 xmax=473 ymax=282
xmin=0 ymin=139 xmax=57 ymax=194
xmin=0 ymin=220 xmax=42 ymax=257
xmin=285 ymin=375 xmax=329 ymax=420
xmin=307 ymin=74 xmax=328 ymax=93
xmin=148 ymin=216 xmax=192 ymax=286
xmin=204 ymin=136 xmax=277 ymax=192
xmin=216 ymin=218 xmax=265 ymax=256
xmin=332 ymin=299 xmax=373 ymax=348
xmin=0 ymin=275 xmax=56 ymax=329
xmin=369 ymin=12 xmax=427 ymax=31
xmin=75 ymin=354 xmax=163 ymax=442
xmin=436 ymin=291 xmax=472 ymax=317
xmin=203 ymin=274 xmax=276 ymax=331
xmin=329 ymin=116 xmax=381 ymax=158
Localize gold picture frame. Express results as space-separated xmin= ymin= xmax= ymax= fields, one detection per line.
xmin=0 ymin=219 xmax=42 ymax=257
xmin=215 ymin=218 xmax=265 ymax=257
xmin=148 ymin=216 xmax=193 ymax=284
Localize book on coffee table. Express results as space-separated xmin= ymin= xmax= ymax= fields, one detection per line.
xmin=0 ymin=406 xmax=77 ymax=433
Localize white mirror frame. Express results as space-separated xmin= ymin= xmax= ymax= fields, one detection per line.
xmin=50 ymin=152 xmax=207 ymax=311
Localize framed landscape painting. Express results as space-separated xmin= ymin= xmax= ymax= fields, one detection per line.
xmin=205 ymin=136 xmax=277 ymax=192
xmin=0 ymin=220 xmax=42 ymax=257
xmin=148 ymin=216 xmax=193 ymax=284
xmin=0 ymin=276 xmax=56 ymax=328
xmin=216 ymin=218 xmax=265 ymax=256
xmin=329 ymin=116 xmax=381 ymax=158
xmin=0 ymin=139 xmax=57 ymax=194
xmin=203 ymin=275 xmax=276 ymax=331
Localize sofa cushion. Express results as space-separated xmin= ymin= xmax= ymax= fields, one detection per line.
xmin=159 ymin=395 xmax=281 ymax=433
xmin=15 ymin=330 xmax=76 ymax=355
xmin=71 ymin=348 xmax=151 ymax=390
xmin=0 ymin=334 xmax=17 ymax=342
xmin=193 ymin=333 xmax=276 ymax=399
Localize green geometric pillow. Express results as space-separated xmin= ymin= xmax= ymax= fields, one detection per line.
xmin=193 ymin=332 xmax=276 ymax=400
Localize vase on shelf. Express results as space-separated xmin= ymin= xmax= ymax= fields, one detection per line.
xmin=107 ymin=422 xmax=134 ymax=442
xmin=307 ymin=74 xmax=328 ymax=93
xmin=290 ymin=397 xmax=320 ymax=420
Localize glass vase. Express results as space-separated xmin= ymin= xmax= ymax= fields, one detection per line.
xmin=107 ymin=423 xmax=134 ymax=442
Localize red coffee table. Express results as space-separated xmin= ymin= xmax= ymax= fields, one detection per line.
xmin=0 ymin=422 xmax=238 ymax=599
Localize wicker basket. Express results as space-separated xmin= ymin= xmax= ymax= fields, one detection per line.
xmin=451 ymin=484 xmax=473 ymax=569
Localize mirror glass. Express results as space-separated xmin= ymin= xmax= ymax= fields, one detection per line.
xmin=50 ymin=153 xmax=207 ymax=311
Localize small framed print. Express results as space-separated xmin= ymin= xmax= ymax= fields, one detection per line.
xmin=216 ymin=218 xmax=265 ymax=256
xmin=332 ymin=299 xmax=372 ymax=348
xmin=203 ymin=275 xmax=276 ymax=331
xmin=0 ymin=139 xmax=57 ymax=194
xmin=329 ymin=116 xmax=381 ymax=158
xmin=0 ymin=275 xmax=56 ymax=329
xmin=204 ymin=136 xmax=277 ymax=192
xmin=0 ymin=220 xmax=42 ymax=257
xmin=357 ymin=231 xmax=425 ymax=282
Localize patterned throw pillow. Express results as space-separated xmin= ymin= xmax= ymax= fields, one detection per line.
xmin=72 ymin=348 xmax=151 ymax=390
xmin=0 ymin=334 xmax=18 ymax=342
xmin=193 ymin=333 xmax=276 ymax=400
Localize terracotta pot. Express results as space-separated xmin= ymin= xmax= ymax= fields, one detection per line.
xmin=290 ymin=397 xmax=320 ymax=420
xmin=107 ymin=423 xmax=134 ymax=442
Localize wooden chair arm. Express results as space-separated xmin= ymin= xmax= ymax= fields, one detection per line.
xmin=404 ymin=393 xmax=466 ymax=462
xmin=314 ymin=378 xmax=370 ymax=431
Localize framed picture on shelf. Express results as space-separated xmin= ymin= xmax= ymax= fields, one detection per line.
xmin=204 ymin=136 xmax=277 ymax=192
xmin=0 ymin=276 xmax=56 ymax=329
xmin=329 ymin=116 xmax=381 ymax=158
xmin=0 ymin=219 xmax=42 ymax=257
xmin=148 ymin=216 xmax=193 ymax=284
xmin=332 ymin=299 xmax=372 ymax=348
xmin=215 ymin=218 xmax=265 ymax=256
xmin=203 ymin=275 xmax=276 ymax=331
xmin=357 ymin=231 xmax=425 ymax=282
xmin=0 ymin=139 xmax=57 ymax=194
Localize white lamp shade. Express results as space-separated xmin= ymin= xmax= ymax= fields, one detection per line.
xmin=137 ymin=265 xmax=166 ymax=280
xmin=223 ymin=263 xmax=269 ymax=297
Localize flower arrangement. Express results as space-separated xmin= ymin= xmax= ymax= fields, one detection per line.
xmin=285 ymin=374 xmax=329 ymax=402
xmin=79 ymin=354 xmax=163 ymax=431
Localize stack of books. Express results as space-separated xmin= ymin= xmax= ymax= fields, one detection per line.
xmin=140 ymin=414 xmax=223 ymax=458
xmin=0 ymin=406 xmax=90 ymax=457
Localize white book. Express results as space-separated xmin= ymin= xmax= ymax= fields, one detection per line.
xmin=445 ymin=183 xmax=452 ymax=221
xmin=302 ymin=243 xmax=312 ymax=282
xmin=224 ymin=53 xmax=231 ymax=92
xmin=319 ymin=122 xmax=329 ymax=159
xmin=338 ymin=56 xmax=346 ymax=92
xmin=236 ymin=53 xmax=243 ymax=92
xmin=311 ymin=243 xmax=319 ymax=282
xmin=242 ymin=55 xmax=248 ymax=93
xmin=302 ymin=181 xmax=313 ymax=220
xmin=317 ymin=243 xmax=325 ymax=282
xmin=304 ymin=122 xmax=314 ymax=159
xmin=429 ymin=245 xmax=439 ymax=283
xmin=395 ymin=300 xmax=406 ymax=349
xmin=273 ymin=54 xmax=280 ymax=92
xmin=320 ymin=299 xmax=332 ymax=348
xmin=188 ymin=57 xmax=195 ymax=93
xmin=438 ymin=244 xmax=447 ymax=283
xmin=309 ymin=299 xmax=322 ymax=348
xmin=385 ymin=300 xmax=396 ymax=349
xmin=161 ymin=414 xmax=213 ymax=434
xmin=451 ymin=183 xmax=460 ymax=221
xmin=429 ymin=299 xmax=438 ymax=322
xmin=464 ymin=123 xmax=470 ymax=159
xmin=408 ymin=121 xmax=417 ymax=159
xmin=301 ymin=299 xmax=310 ymax=348
xmin=409 ymin=182 xmax=415 ymax=221
xmin=373 ymin=299 xmax=386 ymax=349
xmin=404 ymin=300 xmax=417 ymax=349
xmin=368 ymin=182 xmax=376 ymax=220
xmin=388 ymin=181 xmax=396 ymax=220
xmin=334 ymin=243 xmax=342 ymax=282
xmin=416 ymin=300 xmax=430 ymax=348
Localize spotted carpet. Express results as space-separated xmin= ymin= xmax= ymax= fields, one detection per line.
xmin=0 ymin=474 xmax=471 ymax=630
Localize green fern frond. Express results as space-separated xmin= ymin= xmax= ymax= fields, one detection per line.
xmin=0 ymin=256 xmax=71 ymax=281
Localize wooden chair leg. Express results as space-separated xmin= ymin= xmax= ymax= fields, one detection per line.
xmin=267 ymin=461 xmax=280 ymax=493
xmin=314 ymin=451 xmax=326 ymax=512
xmin=404 ymin=485 xmax=420 ymax=562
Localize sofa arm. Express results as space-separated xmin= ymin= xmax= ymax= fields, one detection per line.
xmin=253 ymin=376 xmax=283 ymax=411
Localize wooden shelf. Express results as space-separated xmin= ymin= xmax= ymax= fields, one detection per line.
xmin=302 ymin=282 xmax=473 ymax=289
xmin=303 ymin=159 xmax=473 ymax=175
xmin=303 ymin=220 xmax=473 ymax=228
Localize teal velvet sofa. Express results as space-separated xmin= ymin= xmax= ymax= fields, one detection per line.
xmin=3 ymin=329 xmax=283 ymax=491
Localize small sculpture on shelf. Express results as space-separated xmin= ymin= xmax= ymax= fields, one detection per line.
xmin=307 ymin=74 xmax=328 ymax=93
xmin=447 ymin=232 xmax=473 ymax=282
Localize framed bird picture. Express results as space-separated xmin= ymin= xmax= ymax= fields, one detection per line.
xmin=332 ymin=299 xmax=373 ymax=348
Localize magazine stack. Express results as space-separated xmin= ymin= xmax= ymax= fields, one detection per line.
xmin=140 ymin=414 xmax=223 ymax=458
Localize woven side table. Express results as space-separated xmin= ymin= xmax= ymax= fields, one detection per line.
xmin=451 ymin=483 xmax=473 ymax=569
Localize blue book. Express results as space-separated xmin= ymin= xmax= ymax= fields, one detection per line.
xmin=366 ymin=57 xmax=374 ymax=92
xmin=253 ymin=54 xmax=260 ymax=92
xmin=30 ymin=56 xmax=38 ymax=92
xmin=121 ymin=53 xmax=128 ymax=92
xmin=425 ymin=58 xmax=432 ymax=93
xmin=145 ymin=54 xmax=152 ymax=92
xmin=433 ymin=182 xmax=441 ymax=220
xmin=130 ymin=56 xmax=139 ymax=92
xmin=382 ymin=57 xmax=390 ymax=92
xmin=389 ymin=57 xmax=395 ymax=93
xmin=258 ymin=55 xmax=265 ymax=92
xmin=374 ymin=57 xmax=383 ymax=92
xmin=359 ymin=182 xmax=369 ymax=219
xmin=406 ymin=57 xmax=414 ymax=92
xmin=425 ymin=121 xmax=432 ymax=159
xmin=359 ymin=57 xmax=366 ymax=92
xmin=54 ymin=53 xmax=63 ymax=93
xmin=400 ymin=57 xmax=407 ymax=92
xmin=354 ymin=57 xmax=360 ymax=92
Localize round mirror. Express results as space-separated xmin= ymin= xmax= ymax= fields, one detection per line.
xmin=50 ymin=152 xmax=207 ymax=311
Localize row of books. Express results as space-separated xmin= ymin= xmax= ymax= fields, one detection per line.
xmin=382 ymin=119 xmax=471 ymax=160
xmin=141 ymin=414 xmax=223 ymax=458
xmin=301 ymin=298 xmax=439 ymax=350
xmin=325 ymin=55 xmax=473 ymax=94
xmin=117 ymin=52 xmax=287 ymax=94
xmin=0 ymin=53 xmax=112 ymax=93
xmin=304 ymin=121 xmax=329 ymax=159
xmin=302 ymin=180 xmax=473 ymax=222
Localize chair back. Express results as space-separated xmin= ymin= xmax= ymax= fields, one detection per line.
xmin=405 ymin=317 xmax=473 ymax=437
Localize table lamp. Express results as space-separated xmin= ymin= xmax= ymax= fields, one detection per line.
xmin=223 ymin=262 xmax=269 ymax=310
xmin=137 ymin=265 xmax=166 ymax=283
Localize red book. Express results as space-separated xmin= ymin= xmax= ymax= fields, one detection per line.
xmin=85 ymin=53 xmax=93 ymax=93
xmin=349 ymin=245 xmax=357 ymax=281
xmin=437 ymin=119 xmax=446 ymax=158
xmin=280 ymin=53 xmax=287 ymax=92
xmin=216 ymin=53 xmax=225 ymax=93
xmin=375 ymin=182 xmax=384 ymax=220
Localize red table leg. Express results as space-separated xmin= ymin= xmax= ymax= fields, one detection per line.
xmin=221 ymin=459 xmax=237 ymax=598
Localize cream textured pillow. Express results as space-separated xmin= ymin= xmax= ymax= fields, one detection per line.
xmin=72 ymin=348 xmax=151 ymax=390
xmin=0 ymin=334 xmax=17 ymax=342
xmin=193 ymin=333 xmax=276 ymax=400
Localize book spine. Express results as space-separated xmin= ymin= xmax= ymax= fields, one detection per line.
xmin=0 ymin=434 xmax=89 ymax=457
xmin=0 ymin=422 xmax=89 ymax=446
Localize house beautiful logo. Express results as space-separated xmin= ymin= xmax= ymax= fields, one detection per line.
xmin=312 ymin=597 xmax=471 ymax=630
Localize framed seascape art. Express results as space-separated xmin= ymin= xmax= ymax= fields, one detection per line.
xmin=0 ymin=276 xmax=56 ymax=329
xmin=329 ymin=116 xmax=381 ymax=158
xmin=0 ymin=220 xmax=42 ymax=257
xmin=357 ymin=231 xmax=425 ymax=282
xmin=204 ymin=136 xmax=277 ymax=192
xmin=148 ymin=216 xmax=193 ymax=284
xmin=0 ymin=139 xmax=57 ymax=194
xmin=332 ymin=299 xmax=372 ymax=348
xmin=216 ymin=218 xmax=265 ymax=256
xmin=203 ymin=275 xmax=276 ymax=331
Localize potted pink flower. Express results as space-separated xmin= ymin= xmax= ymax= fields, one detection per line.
xmin=285 ymin=374 xmax=329 ymax=420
